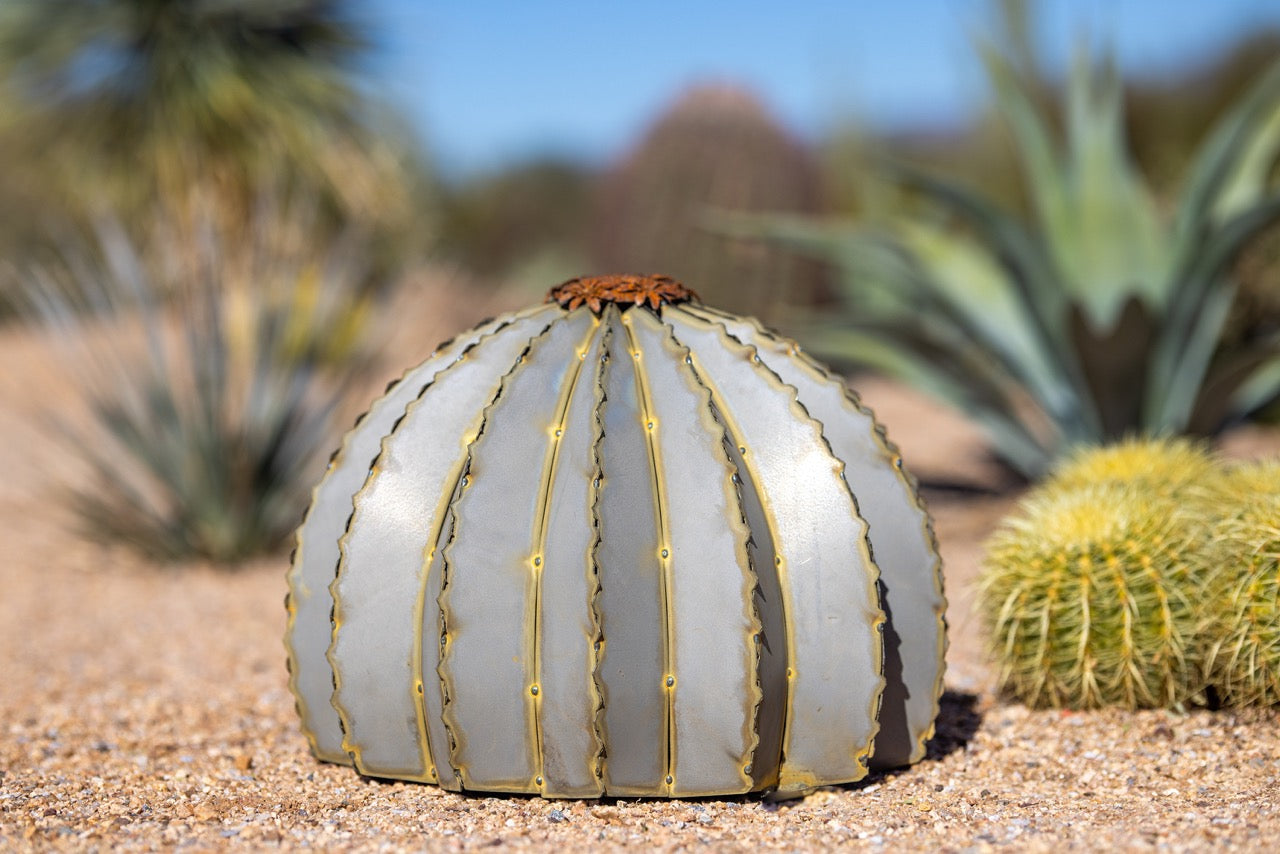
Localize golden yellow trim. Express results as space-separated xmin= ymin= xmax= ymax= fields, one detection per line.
xmin=620 ymin=311 xmax=676 ymax=796
xmin=326 ymin=307 xmax=559 ymax=785
xmin=528 ymin=313 xmax=600 ymax=795
xmin=684 ymin=303 xmax=946 ymax=766
xmin=411 ymin=465 xmax=471 ymax=791
xmin=630 ymin=307 xmax=760 ymax=795
xmin=668 ymin=305 xmax=886 ymax=794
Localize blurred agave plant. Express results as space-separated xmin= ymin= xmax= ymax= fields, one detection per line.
xmin=734 ymin=49 xmax=1280 ymax=478
xmin=19 ymin=205 xmax=374 ymax=561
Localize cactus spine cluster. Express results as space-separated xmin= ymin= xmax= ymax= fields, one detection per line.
xmin=982 ymin=438 xmax=1280 ymax=710
xmin=982 ymin=483 xmax=1205 ymax=709
xmin=1048 ymin=437 xmax=1224 ymax=498
xmin=1202 ymin=460 xmax=1280 ymax=707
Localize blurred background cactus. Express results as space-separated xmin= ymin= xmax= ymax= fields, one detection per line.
xmin=0 ymin=0 xmax=422 ymax=561
xmin=590 ymin=86 xmax=828 ymax=323
xmin=0 ymin=0 xmax=429 ymax=295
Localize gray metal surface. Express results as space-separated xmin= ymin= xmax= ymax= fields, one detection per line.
xmin=594 ymin=306 xmax=667 ymax=795
xmin=666 ymin=306 xmax=886 ymax=796
xmin=624 ymin=309 xmax=759 ymax=796
xmin=327 ymin=309 xmax=558 ymax=781
xmin=285 ymin=312 xmax=518 ymax=763
xmin=682 ymin=304 xmax=946 ymax=769
xmin=438 ymin=309 xmax=597 ymax=793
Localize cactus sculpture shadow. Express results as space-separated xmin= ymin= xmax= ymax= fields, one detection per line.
xmin=285 ymin=274 xmax=946 ymax=798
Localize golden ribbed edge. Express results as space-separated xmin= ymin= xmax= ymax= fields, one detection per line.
xmin=614 ymin=309 xmax=678 ymax=796
xmin=629 ymin=307 xmax=761 ymax=796
xmin=326 ymin=307 xmax=558 ymax=785
xmin=583 ymin=321 xmax=612 ymax=794
xmin=286 ymin=306 xmax=540 ymax=767
xmin=686 ymin=302 xmax=947 ymax=766
xmin=668 ymin=305 xmax=886 ymax=793
xmin=436 ymin=325 xmax=557 ymax=792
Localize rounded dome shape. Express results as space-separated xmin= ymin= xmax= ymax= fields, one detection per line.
xmin=285 ymin=275 xmax=944 ymax=798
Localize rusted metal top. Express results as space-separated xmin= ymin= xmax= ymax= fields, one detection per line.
xmin=548 ymin=274 xmax=699 ymax=313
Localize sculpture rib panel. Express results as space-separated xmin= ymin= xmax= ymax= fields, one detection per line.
xmin=288 ymin=275 xmax=943 ymax=798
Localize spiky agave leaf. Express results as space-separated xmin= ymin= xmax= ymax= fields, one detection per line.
xmin=1202 ymin=459 xmax=1280 ymax=707
xmin=22 ymin=205 xmax=371 ymax=562
xmin=981 ymin=483 xmax=1207 ymax=710
xmin=732 ymin=45 xmax=1280 ymax=478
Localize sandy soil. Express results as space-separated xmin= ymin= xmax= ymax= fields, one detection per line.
xmin=3 ymin=285 xmax=1280 ymax=851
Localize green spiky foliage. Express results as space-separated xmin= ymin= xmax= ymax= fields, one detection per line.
xmin=591 ymin=85 xmax=827 ymax=322
xmin=981 ymin=484 xmax=1207 ymax=709
xmin=22 ymin=207 xmax=373 ymax=562
xmin=1048 ymin=436 xmax=1224 ymax=498
xmin=731 ymin=46 xmax=1280 ymax=479
xmin=1202 ymin=459 xmax=1280 ymax=706
xmin=0 ymin=0 xmax=425 ymax=268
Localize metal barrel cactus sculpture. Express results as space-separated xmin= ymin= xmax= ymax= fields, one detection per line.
xmin=285 ymin=274 xmax=944 ymax=798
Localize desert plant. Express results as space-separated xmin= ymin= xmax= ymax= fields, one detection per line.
xmin=0 ymin=0 xmax=426 ymax=267
xmin=1047 ymin=436 xmax=1223 ymax=498
xmin=287 ymin=274 xmax=945 ymax=797
xmin=20 ymin=207 xmax=374 ymax=561
xmin=1202 ymin=459 xmax=1280 ymax=706
xmin=736 ymin=48 xmax=1280 ymax=479
xmin=981 ymin=482 xmax=1207 ymax=709
xmin=591 ymin=85 xmax=827 ymax=322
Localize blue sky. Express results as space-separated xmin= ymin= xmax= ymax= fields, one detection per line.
xmin=366 ymin=1 xmax=1280 ymax=179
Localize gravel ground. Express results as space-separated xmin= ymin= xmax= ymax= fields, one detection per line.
xmin=3 ymin=295 xmax=1280 ymax=852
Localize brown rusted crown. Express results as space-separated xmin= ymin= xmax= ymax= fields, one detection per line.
xmin=548 ymin=274 xmax=699 ymax=314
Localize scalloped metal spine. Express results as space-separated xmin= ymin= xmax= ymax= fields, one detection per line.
xmin=664 ymin=306 xmax=886 ymax=795
xmin=616 ymin=312 xmax=678 ymax=796
xmin=534 ymin=315 xmax=610 ymax=796
xmin=285 ymin=311 xmax=523 ymax=765
xmin=435 ymin=322 xmax=564 ymax=792
xmin=326 ymin=308 xmax=558 ymax=783
xmin=682 ymin=303 xmax=946 ymax=769
xmin=625 ymin=308 xmax=760 ymax=796
xmin=582 ymin=322 xmax=612 ymax=794
xmin=592 ymin=306 xmax=669 ymax=795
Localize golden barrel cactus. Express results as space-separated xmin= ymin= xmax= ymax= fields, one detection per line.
xmin=1203 ymin=460 xmax=1280 ymax=707
xmin=285 ymin=274 xmax=944 ymax=798
xmin=981 ymin=483 xmax=1205 ymax=709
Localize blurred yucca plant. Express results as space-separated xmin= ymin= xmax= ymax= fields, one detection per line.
xmin=739 ymin=48 xmax=1280 ymax=478
xmin=20 ymin=203 xmax=375 ymax=562
xmin=0 ymin=0 xmax=428 ymax=285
